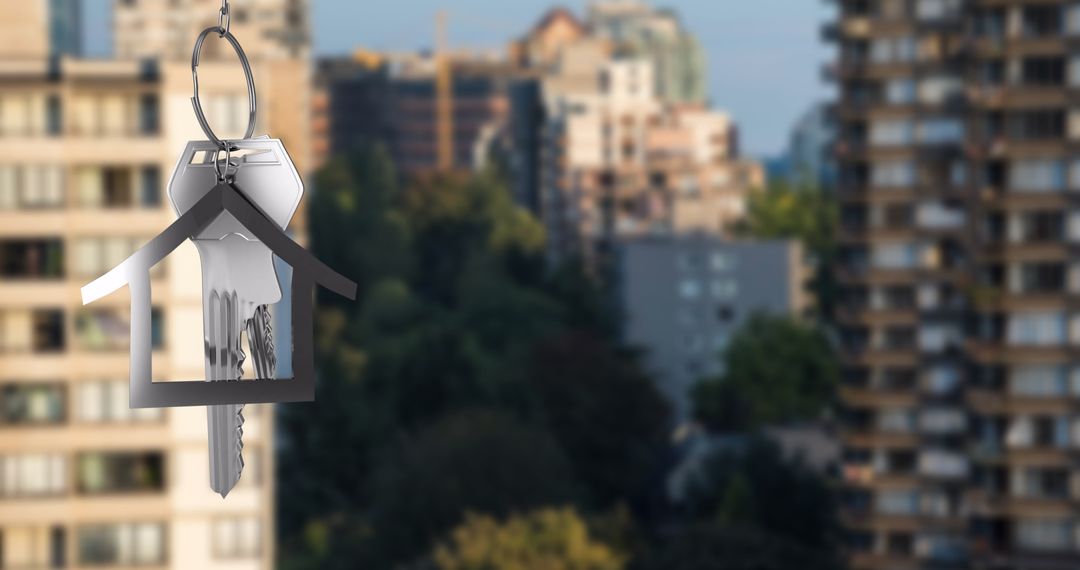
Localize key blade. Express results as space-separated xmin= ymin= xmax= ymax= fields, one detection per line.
xmin=205 ymin=288 xmax=246 ymax=498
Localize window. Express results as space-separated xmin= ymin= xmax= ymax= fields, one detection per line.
xmin=45 ymin=95 xmax=62 ymax=136
xmin=76 ymin=308 xmax=162 ymax=352
xmin=1010 ymin=159 xmax=1065 ymax=193
xmin=871 ymin=160 xmax=915 ymax=187
xmin=0 ymin=309 xmax=64 ymax=353
xmin=916 ymin=0 xmax=961 ymax=21
xmin=0 ymin=383 xmax=65 ymax=425
xmin=1007 ymin=312 xmax=1066 ymax=346
xmin=77 ymin=452 xmax=164 ymax=495
xmin=76 ymin=167 xmax=139 ymax=208
xmin=870 ymin=36 xmax=915 ymax=64
xmin=1018 ymin=263 xmax=1066 ymax=294
xmin=139 ymin=166 xmax=161 ymax=207
xmin=138 ymin=94 xmax=159 ymax=135
xmin=872 ymin=243 xmax=917 ymax=270
xmin=0 ymin=454 xmax=66 ymax=497
xmin=0 ymin=239 xmax=64 ymax=279
xmin=918 ymin=76 xmax=962 ymax=105
xmin=212 ymin=518 xmax=261 ymax=559
xmin=716 ymin=305 xmax=735 ymax=322
xmin=918 ymin=449 xmax=968 ymax=478
xmin=870 ymin=120 xmax=913 ymax=146
xmin=877 ymin=490 xmax=919 ymax=515
xmin=77 ymin=523 xmax=165 ymax=566
xmin=0 ymin=527 xmax=66 ymax=569
xmin=73 ymin=236 xmax=160 ymax=279
xmin=710 ymin=252 xmax=735 ymax=272
xmin=1016 ymin=519 xmax=1071 ymax=551
xmin=878 ymin=409 xmax=914 ymax=433
xmin=1022 ymin=57 xmax=1066 ymax=86
xmin=1012 ymin=366 xmax=1067 ymax=397
xmin=918 ymin=118 xmax=963 ymax=144
xmin=0 ymin=165 xmax=65 ymax=210
xmin=885 ymin=78 xmax=915 ymax=104
xmin=710 ymin=280 xmax=738 ymax=299
xmin=679 ymin=280 xmax=701 ymax=300
xmin=919 ymin=409 xmax=966 ymax=435
xmin=76 ymin=381 xmax=163 ymax=424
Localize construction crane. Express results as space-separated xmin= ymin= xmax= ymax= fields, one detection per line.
xmin=435 ymin=11 xmax=454 ymax=172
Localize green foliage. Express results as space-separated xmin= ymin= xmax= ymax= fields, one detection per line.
xmin=281 ymin=146 xmax=844 ymax=570
xmin=279 ymin=147 xmax=669 ymax=568
xmin=741 ymin=179 xmax=836 ymax=258
xmin=525 ymin=333 xmax=670 ymax=509
xmin=683 ymin=438 xmax=841 ymax=552
xmin=631 ymin=525 xmax=843 ymax=570
xmin=691 ymin=313 xmax=837 ymax=430
xmin=367 ymin=410 xmax=582 ymax=566
xmin=434 ymin=508 xmax=626 ymax=570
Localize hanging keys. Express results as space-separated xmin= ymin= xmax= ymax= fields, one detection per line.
xmin=168 ymin=138 xmax=303 ymax=497
xmin=81 ymin=3 xmax=355 ymax=499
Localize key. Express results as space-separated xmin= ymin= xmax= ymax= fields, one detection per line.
xmin=168 ymin=137 xmax=304 ymax=497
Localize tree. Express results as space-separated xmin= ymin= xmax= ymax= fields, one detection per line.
xmin=691 ymin=313 xmax=837 ymax=430
xmin=280 ymin=148 xmax=674 ymax=569
xmin=631 ymin=525 xmax=841 ymax=570
xmin=682 ymin=438 xmax=841 ymax=552
xmin=434 ymin=508 xmax=626 ymax=570
xmin=365 ymin=410 xmax=583 ymax=566
xmin=739 ymin=179 xmax=838 ymax=318
xmin=741 ymin=180 xmax=836 ymax=255
xmin=525 ymin=333 xmax=670 ymax=509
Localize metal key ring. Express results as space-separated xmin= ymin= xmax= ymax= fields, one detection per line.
xmin=191 ymin=26 xmax=256 ymax=150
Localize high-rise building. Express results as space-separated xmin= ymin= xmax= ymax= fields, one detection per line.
xmin=786 ymin=103 xmax=836 ymax=189
xmin=48 ymin=0 xmax=82 ymax=57
xmin=537 ymin=53 xmax=762 ymax=269
xmin=313 ymin=51 xmax=527 ymax=177
xmin=619 ymin=237 xmax=813 ymax=423
xmin=830 ymin=1 xmax=1080 ymax=568
xmin=113 ymin=0 xmax=310 ymax=61
xmin=586 ymin=0 xmax=708 ymax=106
xmin=0 ymin=2 xmax=311 ymax=568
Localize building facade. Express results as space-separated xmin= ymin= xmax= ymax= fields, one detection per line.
xmin=113 ymin=0 xmax=310 ymax=61
xmin=831 ymin=1 xmax=1080 ymax=568
xmin=787 ymin=103 xmax=837 ymax=189
xmin=538 ymin=54 xmax=762 ymax=269
xmin=0 ymin=2 xmax=311 ymax=568
xmin=619 ymin=237 xmax=812 ymax=424
xmin=586 ymin=0 xmax=708 ymax=106
xmin=313 ymin=52 xmax=523 ymax=177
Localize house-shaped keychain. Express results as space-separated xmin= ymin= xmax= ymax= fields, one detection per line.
xmin=81 ymin=176 xmax=356 ymax=408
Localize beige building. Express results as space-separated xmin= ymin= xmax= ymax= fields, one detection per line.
xmin=539 ymin=52 xmax=762 ymax=268
xmin=114 ymin=0 xmax=310 ymax=62
xmin=0 ymin=2 xmax=310 ymax=569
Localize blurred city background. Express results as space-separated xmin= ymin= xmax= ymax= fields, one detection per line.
xmin=8 ymin=1 xmax=1079 ymax=570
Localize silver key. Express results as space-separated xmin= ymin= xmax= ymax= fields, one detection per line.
xmin=168 ymin=137 xmax=303 ymax=497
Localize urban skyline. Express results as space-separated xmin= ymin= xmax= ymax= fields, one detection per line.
xmin=80 ymin=0 xmax=836 ymax=158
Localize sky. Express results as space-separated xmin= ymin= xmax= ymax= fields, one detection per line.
xmin=84 ymin=0 xmax=835 ymax=158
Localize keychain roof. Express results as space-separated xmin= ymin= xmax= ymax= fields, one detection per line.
xmin=81 ymin=180 xmax=356 ymax=408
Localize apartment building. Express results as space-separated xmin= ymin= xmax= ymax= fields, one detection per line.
xmin=313 ymin=51 xmax=524 ymax=177
xmin=0 ymin=3 xmax=311 ymax=569
xmin=619 ymin=237 xmax=813 ymax=424
xmin=830 ymin=1 xmax=1080 ymax=568
xmin=114 ymin=0 xmax=310 ymax=61
xmin=586 ymin=0 xmax=708 ymax=105
xmin=538 ymin=54 xmax=762 ymax=269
